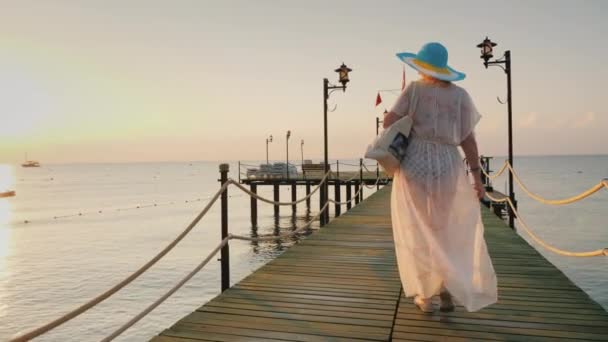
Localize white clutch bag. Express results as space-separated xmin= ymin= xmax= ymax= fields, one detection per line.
xmin=364 ymin=83 xmax=417 ymax=176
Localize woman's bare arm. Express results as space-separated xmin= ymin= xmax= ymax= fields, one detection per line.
xmin=383 ymin=111 xmax=401 ymax=128
xmin=460 ymin=133 xmax=485 ymax=199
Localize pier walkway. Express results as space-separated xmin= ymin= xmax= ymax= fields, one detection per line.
xmin=153 ymin=186 xmax=608 ymax=341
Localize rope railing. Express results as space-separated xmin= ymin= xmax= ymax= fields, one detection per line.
xmin=230 ymin=171 xmax=330 ymax=205
xmin=363 ymin=182 xmax=388 ymax=189
xmin=327 ymin=185 xmax=364 ymax=205
xmin=99 ymin=166 xmax=607 ymax=342
xmin=101 ymin=236 xmax=231 ymax=341
xmin=327 ymin=177 xmax=385 ymax=205
xmin=102 ymin=201 xmax=332 ymax=341
xmin=22 ymin=157 xmax=604 ymax=341
xmin=10 ymin=168 xmax=362 ymax=342
xmin=338 ymin=161 xmax=376 ymax=168
xmin=9 ymin=181 xmax=231 ymax=342
xmin=481 ymin=161 xmax=509 ymax=180
xmin=92 ymin=160 xmax=608 ymax=342
xmin=331 ymin=170 xmax=360 ymax=182
xmin=506 ymin=164 xmax=608 ymax=205
xmin=481 ymin=161 xmax=608 ymax=205
xmin=239 ymin=161 xmax=373 ymax=168
xmin=26 ymin=157 xmax=603 ymax=341
xmin=361 ymin=164 xmax=385 ymax=189
xmin=485 ymin=192 xmax=608 ymax=257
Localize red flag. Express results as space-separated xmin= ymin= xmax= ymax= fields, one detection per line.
xmin=375 ymin=92 xmax=382 ymax=106
xmin=401 ymin=66 xmax=406 ymax=90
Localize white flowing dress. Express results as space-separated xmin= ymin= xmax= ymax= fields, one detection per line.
xmin=389 ymin=81 xmax=497 ymax=312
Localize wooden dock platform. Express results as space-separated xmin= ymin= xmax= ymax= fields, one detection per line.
xmin=153 ymin=186 xmax=608 ymax=341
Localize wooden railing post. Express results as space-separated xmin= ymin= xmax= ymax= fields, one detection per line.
xmin=291 ymin=183 xmax=297 ymax=214
xmin=219 ymin=163 xmax=230 ymax=292
xmin=273 ymin=184 xmax=280 ymax=218
xmin=334 ymin=180 xmax=341 ymax=217
xmin=376 ymin=162 xmax=380 ymax=190
xmin=346 ymin=181 xmax=352 ymax=210
xmin=336 ymin=160 xmax=340 ymax=179
xmin=319 ymin=182 xmax=325 ymax=226
xmin=250 ymin=183 xmax=258 ymax=227
xmin=359 ymin=158 xmax=364 ymax=202
xmin=305 ymin=182 xmax=311 ymax=209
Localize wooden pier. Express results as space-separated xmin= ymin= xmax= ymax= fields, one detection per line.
xmin=153 ymin=186 xmax=608 ymax=341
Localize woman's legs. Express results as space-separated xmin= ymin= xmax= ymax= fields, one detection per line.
xmin=414 ymin=295 xmax=434 ymax=313
xmin=439 ymin=284 xmax=455 ymax=312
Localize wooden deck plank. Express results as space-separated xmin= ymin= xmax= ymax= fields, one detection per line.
xmin=154 ymin=185 xmax=608 ymax=341
xmin=174 ymin=313 xmax=389 ymax=340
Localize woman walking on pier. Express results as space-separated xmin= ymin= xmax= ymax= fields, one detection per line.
xmin=383 ymin=42 xmax=497 ymax=312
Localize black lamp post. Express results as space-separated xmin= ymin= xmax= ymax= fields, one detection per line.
xmin=265 ymin=135 xmax=273 ymax=165
xmin=322 ymin=63 xmax=352 ymax=225
xmin=375 ymin=111 xmax=387 ymax=189
xmin=477 ymin=37 xmax=516 ymax=229
xmin=376 ymin=110 xmax=388 ymax=136
xmin=286 ymin=130 xmax=291 ymax=180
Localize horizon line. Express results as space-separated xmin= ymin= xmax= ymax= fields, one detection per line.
xmin=1 ymin=153 xmax=607 ymax=166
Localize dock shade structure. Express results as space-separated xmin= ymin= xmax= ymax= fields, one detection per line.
xmin=322 ymin=62 xmax=352 ymax=225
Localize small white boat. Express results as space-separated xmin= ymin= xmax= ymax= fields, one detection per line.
xmin=21 ymin=153 xmax=41 ymax=168
xmin=21 ymin=160 xmax=40 ymax=168
xmin=0 ymin=190 xmax=16 ymax=198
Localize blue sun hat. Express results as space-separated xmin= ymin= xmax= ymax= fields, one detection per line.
xmin=397 ymin=42 xmax=465 ymax=82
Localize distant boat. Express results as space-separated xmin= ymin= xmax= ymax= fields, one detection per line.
xmin=21 ymin=160 xmax=41 ymax=168
xmin=21 ymin=153 xmax=41 ymax=168
xmin=0 ymin=190 xmax=16 ymax=198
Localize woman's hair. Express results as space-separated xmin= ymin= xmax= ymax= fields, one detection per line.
xmin=420 ymin=73 xmax=451 ymax=86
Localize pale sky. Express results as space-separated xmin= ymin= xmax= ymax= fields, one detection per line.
xmin=1 ymin=0 xmax=606 ymax=164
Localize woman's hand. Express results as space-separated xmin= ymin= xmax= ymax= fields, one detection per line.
xmin=383 ymin=111 xmax=401 ymax=128
xmin=473 ymin=177 xmax=486 ymax=200
xmin=460 ymin=133 xmax=485 ymax=199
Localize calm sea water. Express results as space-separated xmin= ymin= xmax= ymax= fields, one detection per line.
xmin=0 ymin=156 xmax=606 ymax=341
